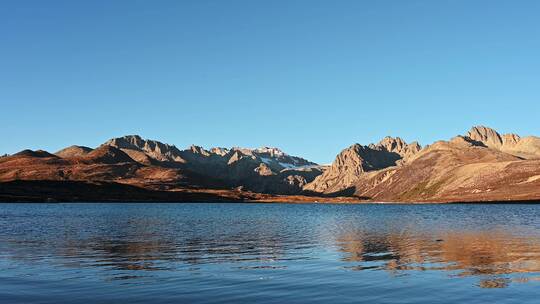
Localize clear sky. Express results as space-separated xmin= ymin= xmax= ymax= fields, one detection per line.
xmin=1 ymin=0 xmax=539 ymax=163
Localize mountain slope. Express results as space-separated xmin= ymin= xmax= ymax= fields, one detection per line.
xmin=102 ymin=135 xmax=322 ymax=194
xmin=1 ymin=136 xmax=323 ymax=196
xmin=334 ymin=127 xmax=540 ymax=202
xmin=304 ymin=137 xmax=421 ymax=194
xmin=3 ymin=126 xmax=540 ymax=203
xmin=55 ymin=146 xmax=93 ymax=158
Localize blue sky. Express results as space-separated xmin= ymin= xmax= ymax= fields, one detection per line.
xmin=1 ymin=0 xmax=539 ymax=163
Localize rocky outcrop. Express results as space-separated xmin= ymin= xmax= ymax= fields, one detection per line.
xmin=465 ymin=126 xmax=540 ymax=159
xmin=254 ymin=163 xmax=274 ymax=176
xmin=210 ymin=147 xmax=229 ymax=156
xmin=467 ymin=126 xmax=505 ymax=148
xmin=303 ymin=144 xmax=374 ymax=194
xmin=304 ymin=137 xmax=421 ymax=194
xmin=369 ymin=137 xmax=422 ymax=162
xmin=105 ymin=135 xmax=186 ymax=163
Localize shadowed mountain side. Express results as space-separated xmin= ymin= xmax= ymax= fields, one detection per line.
xmin=0 ymin=180 xmax=365 ymax=203
xmin=14 ymin=149 xmax=58 ymax=158
xmin=0 ymin=180 xmax=244 ymax=202
xmin=104 ymin=135 xmax=322 ymax=194
xmin=303 ymin=186 xmax=363 ymax=198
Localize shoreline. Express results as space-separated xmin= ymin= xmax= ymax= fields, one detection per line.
xmin=1 ymin=180 xmax=539 ymax=204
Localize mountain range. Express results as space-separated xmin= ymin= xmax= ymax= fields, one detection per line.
xmin=1 ymin=126 xmax=539 ymax=203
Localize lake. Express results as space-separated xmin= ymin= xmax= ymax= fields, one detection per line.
xmin=1 ymin=203 xmax=539 ymax=303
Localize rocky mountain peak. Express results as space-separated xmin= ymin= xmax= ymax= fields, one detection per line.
xmin=377 ymin=136 xmax=406 ymax=147
xmin=371 ymin=136 xmax=417 ymax=153
xmin=107 ymin=135 xmax=144 ymax=148
xmin=188 ymin=145 xmax=211 ymax=156
xmin=302 ymin=144 xmax=366 ymax=193
xmin=254 ymin=147 xmax=286 ymax=157
xmin=467 ymin=126 xmax=504 ymax=148
xmin=105 ymin=135 xmax=185 ymax=163
xmin=368 ymin=136 xmax=422 ymax=161
xmin=210 ymin=147 xmax=230 ymax=156
xmin=304 ymin=143 xmax=393 ymax=194
xmin=462 ymin=126 xmax=540 ymax=159
xmin=230 ymin=147 xmax=255 ymax=156
xmin=227 ymin=151 xmax=244 ymax=165
xmin=304 ymin=136 xmax=422 ymax=194
xmin=333 ymin=144 xmax=365 ymax=166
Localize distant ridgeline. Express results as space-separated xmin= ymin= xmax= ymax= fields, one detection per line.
xmin=1 ymin=126 xmax=540 ymax=203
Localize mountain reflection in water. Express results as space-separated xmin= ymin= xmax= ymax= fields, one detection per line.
xmin=337 ymin=230 xmax=540 ymax=287
xmin=1 ymin=203 xmax=540 ymax=304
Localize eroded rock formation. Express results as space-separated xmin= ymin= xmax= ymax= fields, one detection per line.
xmin=304 ymin=137 xmax=422 ymax=194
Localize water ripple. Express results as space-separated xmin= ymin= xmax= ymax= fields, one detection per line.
xmin=1 ymin=203 xmax=540 ymax=303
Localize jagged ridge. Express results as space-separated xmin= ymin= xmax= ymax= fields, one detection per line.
xmin=304 ymin=137 xmax=422 ymax=194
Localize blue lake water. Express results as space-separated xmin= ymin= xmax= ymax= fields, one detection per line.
xmin=1 ymin=203 xmax=540 ymax=303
